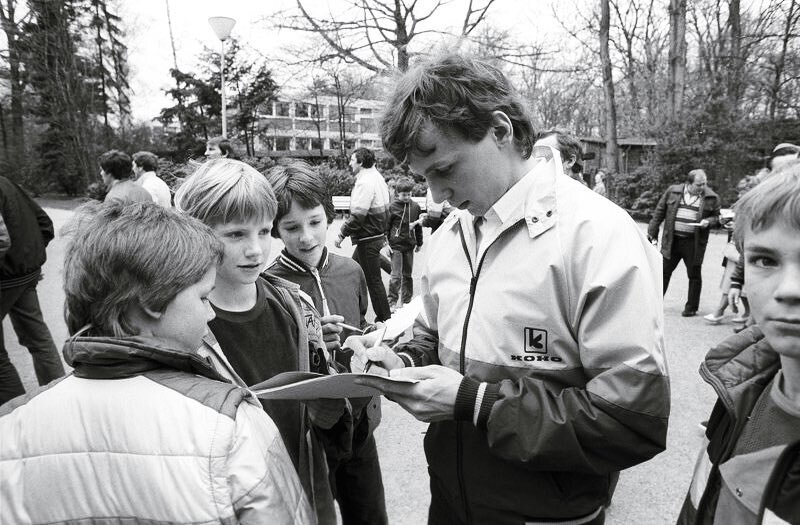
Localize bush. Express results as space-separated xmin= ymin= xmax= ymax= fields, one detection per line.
xmin=609 ymin=165 xmax=663 ymax=221
xmin=318 ymin=164 xmax=355 ymax=197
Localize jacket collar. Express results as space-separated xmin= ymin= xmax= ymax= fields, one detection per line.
xmin=276 ymin=247 xmax=329 ymax=274
xmin=701 ymin=325 xmax=781 ymax=412
xmin=63 ymin=335 xmax=230 ymax=382
xmin=446 ymin=147 xmax=561 ymax=240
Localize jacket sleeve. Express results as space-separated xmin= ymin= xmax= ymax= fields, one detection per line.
xmin=0 ymin=213 xmax=10 ymax=260
xmin=412 ymin=202 xmax=423 ymax=246
xmin=455 ymin=217 xmax=670 ymax=475
xmin=228 ymin=401 xmax=314 ymax=524
xmin=647 ymin=189 xmax=668 ymax=240
xmin=340 ymin=179 xmax=371 ymax=239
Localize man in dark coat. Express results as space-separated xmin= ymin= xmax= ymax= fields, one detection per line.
xmin=648 ymin=169 xmax=721 ymax=317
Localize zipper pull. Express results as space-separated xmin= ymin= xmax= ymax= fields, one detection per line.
xmin=469 ymin=276 xmax=478 ymax=296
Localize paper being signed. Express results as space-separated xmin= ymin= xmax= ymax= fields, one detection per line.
xmin=250 ymin=371 xmax=417 ymax=400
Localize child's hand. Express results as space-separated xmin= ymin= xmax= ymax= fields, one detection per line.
xmin=320 ymin=314 xmax=344 ymax=352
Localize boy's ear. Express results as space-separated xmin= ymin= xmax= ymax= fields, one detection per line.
xmin=490 ymin=111 xmax=514 ymax=146
xmin=140 ymin=303 xmax=164 ymax=320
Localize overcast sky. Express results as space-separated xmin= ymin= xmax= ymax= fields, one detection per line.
xmin=120 ymin=0 xmax=562 ymax=123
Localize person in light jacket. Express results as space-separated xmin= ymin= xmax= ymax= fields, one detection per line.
xmin=0 ymin=201 xmax=312 ymax=524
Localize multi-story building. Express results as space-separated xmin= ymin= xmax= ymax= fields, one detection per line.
xmin=255 ymin=95 xmax=384 ymax=156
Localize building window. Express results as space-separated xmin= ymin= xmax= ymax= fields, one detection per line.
xmin=295 ymin=137 xmax=310 ymax=150
xmin=311 ymin=138 xmax=324 ymax=151
xmin=275 ymin=137 xmax=291 ymax=150
xmin=276 ymin=102 xmax=291 ymax=117
xmin=295 ymin=103 xmax=310 ymax=118
xmin=309 ymin=104 xmax=321 ymax=119
xmin=359 ymin=107 xmax=373 ymax=116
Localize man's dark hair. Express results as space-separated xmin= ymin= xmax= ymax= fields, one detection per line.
xmin=395 ymin=178 xmax=414 ymax=193
xmin=381 ymin=53 xmax=536 ymax=162
xmin=99 ymin=150 xmax=133 ymax=181
xmin=353 ymin=147 xmax=376 ymax=169
xmin=265 ymin=159 xmax=334 ymax=237
xmin=538 ymin=129 xmax=583 ymax=171
xmin=132 ymin=151 xmax=159 ymax=173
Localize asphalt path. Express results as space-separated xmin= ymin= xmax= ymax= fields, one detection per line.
xmin=6 ymin=201 xmax=738 ymax=524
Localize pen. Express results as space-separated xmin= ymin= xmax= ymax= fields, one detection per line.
xmin=334 ymin=321 xmax=363 ymax=332
xmin=363 ymin=326 xmax=388 ymax=374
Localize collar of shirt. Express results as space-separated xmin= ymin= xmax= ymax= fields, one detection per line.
xmin=449 ymin=150 xmax=560 ymax=245
xmin=683 ymin=185 xmax=701 ymax=202
xmin=278 ymin=247 xmax=329 ymax=274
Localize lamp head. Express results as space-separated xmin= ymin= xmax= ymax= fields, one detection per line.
xmin=208 ymin=16 xmax=236 ymax=41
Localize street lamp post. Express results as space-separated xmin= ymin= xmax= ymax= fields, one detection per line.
xmin=208 ymin=16 xmax=236 ymax=138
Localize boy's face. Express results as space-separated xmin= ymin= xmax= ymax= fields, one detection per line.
xmin=150 ymin=268 xmax=216 ymax=352
xmin=212 ymin=218 xmax=273 ymax=288
xmin=744 ymin=221 xmax=800 ymax=359
xmin=205 ymin=143 xmax=223 ymax=159
xmin=407 ymin=122 xmax=509 ymax=217
xmin=396 ymin=191 xmax=412 ymax=202
xmin=276 ymin=202 xmax=328 ymax=268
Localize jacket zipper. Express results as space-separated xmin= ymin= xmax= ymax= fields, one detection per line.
xmin=455 ymin=218 xmax=525 ymax=524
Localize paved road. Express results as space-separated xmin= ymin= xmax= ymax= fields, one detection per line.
xmin=6 ymin=202 xmax=738 ymax=524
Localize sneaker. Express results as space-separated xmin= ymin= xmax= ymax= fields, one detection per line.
xmin=731 ymin=315 xmax=748 ymax=324
xmin=681 ymin=310 xmax=697 ymax=317
xmin=703 ymin=313 xmax=724 ymax=324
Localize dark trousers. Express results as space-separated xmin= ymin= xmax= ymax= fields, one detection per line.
xmin=427 ymin=471 xmax=605 ymax=525
xmin=663 ymin=235 xmax=703 ymax=313
xmin=352 ymin=238 xmax=391 ymax=322
xmin=0 ymin=280 xmax=65 ymax=405
xmin=330 ymin=423 xmax=388 ymax=525
xmin=388 ymin=248 xmax=414 ymax=305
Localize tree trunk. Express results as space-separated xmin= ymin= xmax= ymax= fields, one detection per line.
xmin=667 ymin=0 xmax=687 ymax=121
xmin=726 ymin=0 xmax=742 ymax=113
xmin=768 ymin=0 xmax=797 ymax=120
xmin=0 ymin=0 xmax=27 ymax=180
xmin=600 ymin=0 xmax=620 ymax=173
xmin=95 ymin=2 xmax=111 ymax=146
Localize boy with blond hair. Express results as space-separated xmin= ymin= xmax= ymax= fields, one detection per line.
xmin=175 ymin=158 xmax=349 ymax=525
xmin=678 ymin=162 xmax=800 ymax=524
xmin=0 ymin=201 xmax=310 ymax=524
xmin=265 ymin=160 xmax=387 ymax=525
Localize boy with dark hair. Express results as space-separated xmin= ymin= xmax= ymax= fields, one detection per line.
xmin=175 ymin=158 xmax=348 ymax=525
xmin=98 ymin=149 xmax=151 ymax=204
xmin=265 ymin=159 xmax=387 ymax=525
xmin=0 ymin=201 xmax=311 ymax=523
xmin=678 ymin=161 xmax=800 ymax=525
xmin=386 ymin=177 xmax=423 ymax=308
